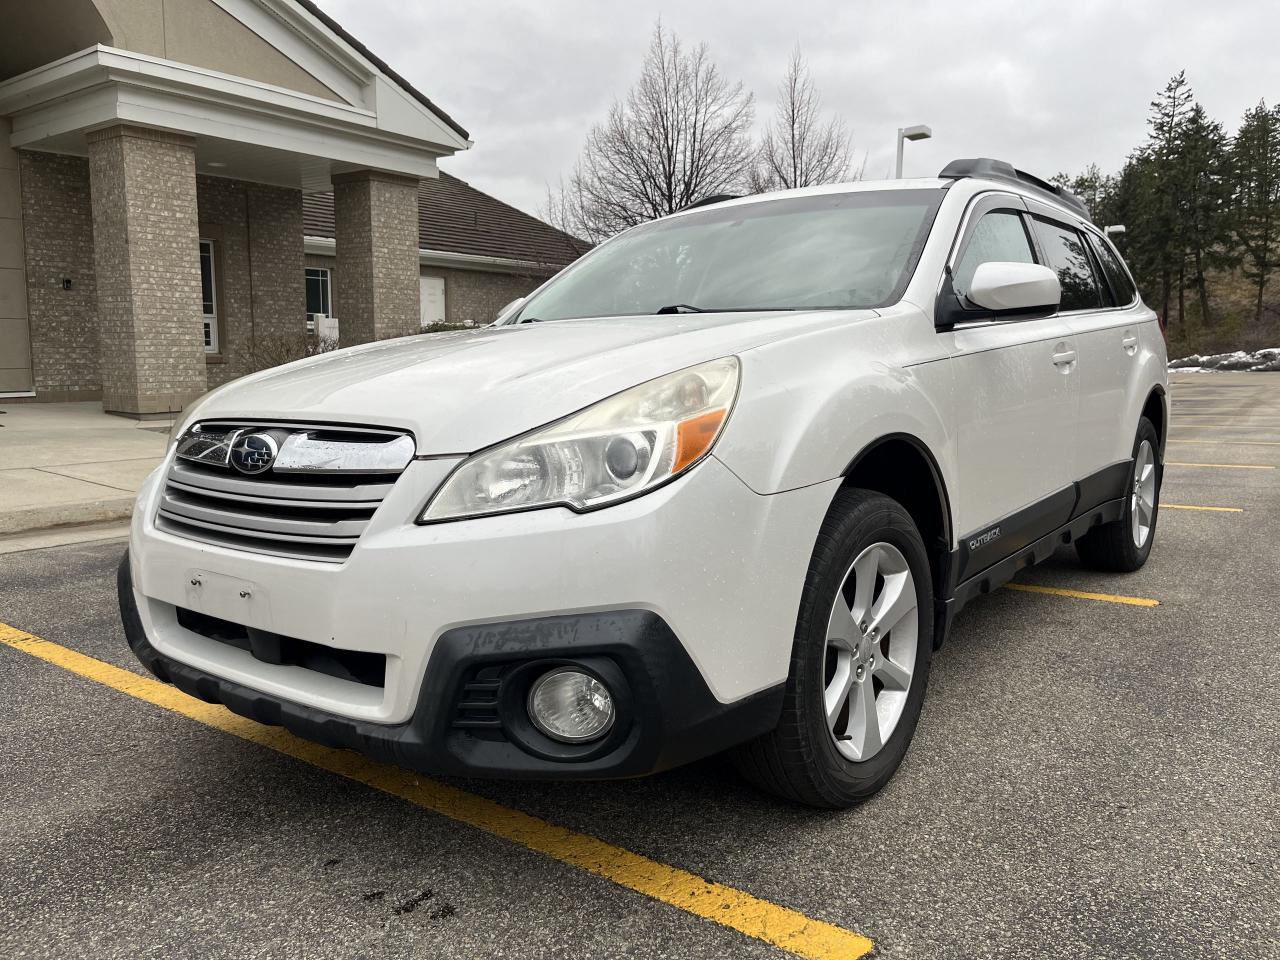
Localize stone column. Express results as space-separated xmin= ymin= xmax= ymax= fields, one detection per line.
xmin=332 ymin=170 xmax=419 ymax=347
xmin=87 ymin=125 xmax=207 ymax=416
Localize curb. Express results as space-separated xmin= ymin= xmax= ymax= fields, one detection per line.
xmin=0 ymin=497 xmax=135 ymax=537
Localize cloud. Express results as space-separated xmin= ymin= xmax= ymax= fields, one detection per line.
xmin=314 ymin=0 xmax=1279 ymax=218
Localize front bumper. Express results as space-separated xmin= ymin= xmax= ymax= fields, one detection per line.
xmin=120 ymin=553 xmax=783 ymax=778
xmin=122 ymin=452 xmax=838 ymax=778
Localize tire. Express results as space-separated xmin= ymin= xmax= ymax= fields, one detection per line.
xmin=1075 ymin=418 xmax=1161 ymax=573
xmin=734 ymin=488 xmax=934 ymax=808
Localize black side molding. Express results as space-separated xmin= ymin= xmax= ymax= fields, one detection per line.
xmin=934 ymin=459 xmax=1132 ymax=645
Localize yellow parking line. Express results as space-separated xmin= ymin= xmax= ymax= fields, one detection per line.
xmin=0 ymin=623 xmax=872 ymax=960
xmin=1162 ymin=503 xmax=1244 ymax=513
xmin=1005 ymin=583 xmax=1160 ymax=607
xmin=1166 ymin=461 xmax=1274 ymax=470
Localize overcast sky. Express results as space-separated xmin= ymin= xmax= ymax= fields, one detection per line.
xmin=315 ymin=0 xmax=1277 ymax=220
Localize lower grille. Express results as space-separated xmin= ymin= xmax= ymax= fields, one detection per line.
xmin=157 ymin=421 xmax=413 ymax=562
xmin=453 ymin=665 xmax=505 ymax=731
xmin=176 ymin=606 xmax=385 ymax=688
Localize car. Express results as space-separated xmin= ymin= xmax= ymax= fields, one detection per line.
xmin=118 ymin=157 xmax=1168 ymax=808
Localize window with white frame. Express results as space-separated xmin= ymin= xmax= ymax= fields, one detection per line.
xmin=199 ymin=239 xmax=219 ymax=353
xmin=306 ymin=267 xmax=331 ymax=334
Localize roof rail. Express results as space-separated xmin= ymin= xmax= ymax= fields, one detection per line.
xmin=679 ymin=194 xmax=741 ymax=212
xmin=938 ymin=158 xmax=1091 ymax=222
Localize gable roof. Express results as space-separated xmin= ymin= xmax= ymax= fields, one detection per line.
xmin=303 ymin=172 xmax=591 ymax=268
xmin=291 ymin=0 xmax=469 ymax=141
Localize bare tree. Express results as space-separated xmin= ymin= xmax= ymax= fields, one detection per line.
xmin=749 ymin=46 xmax=854 ymax=193
xmin=546 ymin=24 xmax=754 ymax=242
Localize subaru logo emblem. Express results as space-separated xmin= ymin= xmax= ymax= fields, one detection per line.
xmin=229 ymin=432 xmax=278 ymax=475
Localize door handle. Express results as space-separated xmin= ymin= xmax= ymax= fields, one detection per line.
xmin=1052 ymin=347 xmax=1077 ymax=367
xmin=1122 ymin=331 xmax=1139 ymax=355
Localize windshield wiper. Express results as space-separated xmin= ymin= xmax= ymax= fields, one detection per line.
xmin=654 ymin=303 xmax=705 ymax=315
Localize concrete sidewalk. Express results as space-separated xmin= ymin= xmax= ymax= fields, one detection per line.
xmin=0 ymin=403 xmax=170 ymax=537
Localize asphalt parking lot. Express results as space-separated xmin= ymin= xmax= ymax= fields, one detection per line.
xmin=1 ymin=371 xmax=1277 ymax=960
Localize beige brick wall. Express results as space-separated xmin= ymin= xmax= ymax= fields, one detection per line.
xmin=17 ymin=152 xmax=101 ymax=400
xmin=88 ymin=125 xmax=207 ymax=416
xmin=196 ymin=176 xmax=305 ymax=386
xmin=425 ymin=266 xmax=547 ymax=327
xmin=333 ymin=171 xmax=420 ymax=346
xmin=308 ymin=253 xmax=550 ymax=331
xmin=248 ymin=184 xmax=305 ymax=341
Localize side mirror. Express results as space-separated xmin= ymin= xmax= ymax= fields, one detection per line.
xmin=967 ymin=262 xmax=1061 ymax=313
xmin=496 ymin=297 xmax=525 ymax=323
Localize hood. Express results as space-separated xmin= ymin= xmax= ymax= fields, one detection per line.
xmin=192 ymin=310 xmax=876 ymax=453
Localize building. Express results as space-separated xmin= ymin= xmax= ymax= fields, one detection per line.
xmin=0 ymin=0 xmax=587 ymax=415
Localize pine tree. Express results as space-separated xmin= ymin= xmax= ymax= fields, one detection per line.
xmin=1178 ymin=103 xmax=1231 ymax=325
xmin=1145 ymin=72 xmax=1195 ymax=325
xmin=1230 ymin=100 xmax=1280 ymax=322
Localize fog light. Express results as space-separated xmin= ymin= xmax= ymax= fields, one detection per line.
xmin=527 ymin=668 xmax=615 ymax=743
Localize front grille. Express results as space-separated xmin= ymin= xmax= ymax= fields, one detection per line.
xmin=156 ymin=421 xmax=414 ymax=562
xmin=176 ymin=606 xmax=385 ymax=687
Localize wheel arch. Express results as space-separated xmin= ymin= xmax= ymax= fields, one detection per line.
xmin=841 ymin=433 xmax=953 ymax=547
xmin=1142 ymin=384 xmax=1168 ymax=459
xmin=840 ymin=434 xmax=954 ymax=647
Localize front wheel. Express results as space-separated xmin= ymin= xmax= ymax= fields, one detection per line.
xmin=734 ymin=488 xmax=933 ymax=808
xmin=1076 ymin=418 xmax=1161 ymax=572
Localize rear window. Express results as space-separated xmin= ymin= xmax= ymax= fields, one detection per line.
xmin=1031 ymin=218 xmax=1105 ymax=312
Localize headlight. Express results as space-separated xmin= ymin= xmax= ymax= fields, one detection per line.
xmin=421 ymin=357 xmax=739 ymax=522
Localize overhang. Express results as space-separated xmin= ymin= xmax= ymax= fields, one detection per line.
xmin=0 ymin=45 xmax=471 ymax=191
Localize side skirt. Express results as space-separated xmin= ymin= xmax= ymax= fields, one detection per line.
xmin=933 ymin=459 xmax=1131 ymax=647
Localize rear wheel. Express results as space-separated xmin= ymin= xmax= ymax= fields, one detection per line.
xmin=1076 ymin=418 xmax=1161 ymax=572
xmin=734 ymin=488 xmax=933 ymax=808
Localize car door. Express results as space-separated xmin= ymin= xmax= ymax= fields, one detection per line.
xmin=937 ymin=194 xmax=1080 ymax=580
xmin=1056 ymin=224 xmax=1146 ymax=492
xmin=1022 ymin=209 xmax=1128 ymax=482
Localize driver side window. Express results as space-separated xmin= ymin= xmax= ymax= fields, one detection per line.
xmin=952 ymin=211 xmax=1036 ymax=302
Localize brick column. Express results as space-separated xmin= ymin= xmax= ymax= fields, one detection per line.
xmin=332 ymin=170 xmax=419 ymax=346
xmin=87 ymin=125 xmax=206 ymax=416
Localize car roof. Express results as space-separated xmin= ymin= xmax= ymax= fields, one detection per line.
xmin=661 ymin=175 xmax=1090 ymax=230
xmin=658 ymin=178 xmax=951 ymax=222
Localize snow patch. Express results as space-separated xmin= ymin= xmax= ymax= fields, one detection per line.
xmin=1168 ymin=348 xmax=1280 ymax=372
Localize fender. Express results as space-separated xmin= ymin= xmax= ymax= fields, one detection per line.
xmin=713 ymin=306 xmax=959 ymax=514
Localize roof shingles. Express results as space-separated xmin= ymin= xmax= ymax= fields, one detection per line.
xmin=303 ymin=173 xmax=590 ymax=269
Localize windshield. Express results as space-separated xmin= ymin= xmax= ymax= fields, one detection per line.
xmin=512 ymin=188 xmax=944 ymax=323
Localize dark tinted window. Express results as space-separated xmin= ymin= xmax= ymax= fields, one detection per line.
xmin=952 ymin=211 xmax=1036 ymax=301
xmin=1087 ymin=233 xmax=1138 ymax=305
xmin=305 ymin=267 xmax=331 ymax=316
xmin=1031 ymin=218 xmax=1104 ymax=311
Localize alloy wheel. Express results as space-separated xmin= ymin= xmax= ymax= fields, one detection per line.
xmin=823 ymin=541 xmax=919 ymax=762
xmin=1131 ymin=439 xmax=1157 ymax=548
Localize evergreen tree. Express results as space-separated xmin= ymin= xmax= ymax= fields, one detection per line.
xmin=1145 ymin=71 xmax=1195 ymax=324
xmin=1230 ymin=100 xmax=1280 ymax=322
xmin=1178 ymin=103 xmax=1232 ymax=325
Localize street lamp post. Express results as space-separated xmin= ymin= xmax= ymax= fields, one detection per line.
xmin=895 ymin=124 xmax=933 ymax=178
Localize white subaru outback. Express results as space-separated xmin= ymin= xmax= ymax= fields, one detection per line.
xmin=120 ymin=159 xmax=1168 ymax=808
